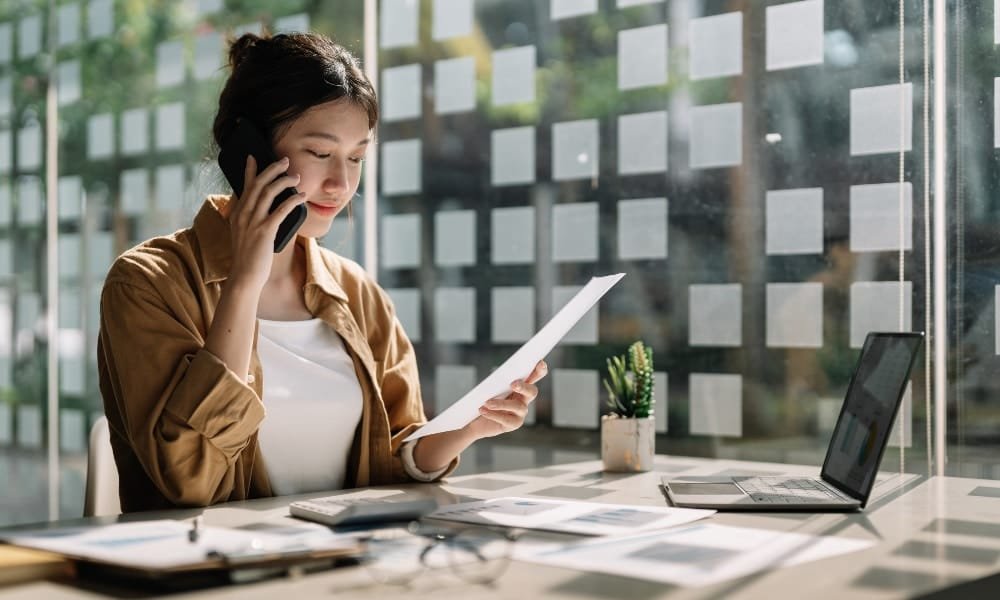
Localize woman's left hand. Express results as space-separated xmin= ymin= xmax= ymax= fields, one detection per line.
xmin=465 ymin=361 xmax=548 ymax=440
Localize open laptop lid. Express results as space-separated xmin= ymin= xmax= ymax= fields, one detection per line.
xmin=820 ymin=331 xmax=924 ymax=508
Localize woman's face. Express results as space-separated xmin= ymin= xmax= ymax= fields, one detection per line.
xmin=273 ymin=99 xmax=372 ymax=239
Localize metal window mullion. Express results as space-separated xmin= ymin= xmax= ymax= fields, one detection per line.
xmin=45 ymin=0 xmax=61 ymax=521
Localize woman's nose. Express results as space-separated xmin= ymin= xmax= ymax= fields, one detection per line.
xmin=323 ymin=164 xmax=349 ymax=193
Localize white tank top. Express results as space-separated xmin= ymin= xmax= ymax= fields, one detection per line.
xmin=256 ymin=318 xmax=363 ymax=495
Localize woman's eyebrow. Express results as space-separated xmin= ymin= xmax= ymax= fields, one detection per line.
xmin=302 ymin=132 xmax=371 ymax=147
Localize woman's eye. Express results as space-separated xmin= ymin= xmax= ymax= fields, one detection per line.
xmin=307 ymin=150 xmax=331 ymax=159
xmin=349 ymin=157 xmax=364 ymax=164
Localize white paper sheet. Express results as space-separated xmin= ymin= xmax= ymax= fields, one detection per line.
xmin=520 ymin=522 xmax=874 ymax=587
xmin=428 ymin=497 xmax=714 ymax=536
xmin=2 ymin=519 xmax=355 ymax=571
xmin=404 ymin=273 xmax=625 ymax=442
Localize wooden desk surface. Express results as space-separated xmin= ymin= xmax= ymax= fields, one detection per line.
xmin=2 ymin=456 xmax=999 ymax=599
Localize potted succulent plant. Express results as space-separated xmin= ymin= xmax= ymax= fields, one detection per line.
xmin=601 ymin=340 xmax=655 ymax=472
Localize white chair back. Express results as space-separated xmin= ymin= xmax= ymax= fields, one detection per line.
xmin=84 ymin=415 xmax=121 ymax=517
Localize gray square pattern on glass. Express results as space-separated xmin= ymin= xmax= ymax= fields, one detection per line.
xmin=553 ymin=120 xmax=599 ymax=181
xmin=491 ymin=206 xmax=535 ymax=264
xmin=381 ymin=213 xmax=421 ymax=269
xmin=156 ymin=40 xmax=184 ymax=88
xmin=889 ymin=384 xmax=912 ymax=448
xmin=435 ymin=287 xmax=476 ymax=342
xmin=849 ymin=281 xmax=912 ymax=348
xmin=850 ymin=83 xmax=913 ymax=156
xmin=194 ymin=31 xmax=223 ymax=80
xmin=554 ymin=286 xmax=599 ymax=344
xmin=274 ymin=13 xmax=309 ymax=34
xmin=766 ymin=283 xmax=823 ymax=348
xmin=552 ymin=368 xmax=599 ymax=428
xmin=766 ymin=188 xmax=823 ymax=255
xmin=57 ymin=61 xmax=80 ymax=106
xmin=88 ymin=0 xmax=115 ymax=39
xmin=618 ymin=111 xmax=667 ymax=175
xmin=434 ymin=209 xmax=476 ymax=266
xmin=492 ymin=287 xmax=535 ymax=343
xmin=435 ymin=364 xmax=477 ymax=415
xmin=654 ymin=372 xmax=668 ymax=433
xmin=57 ymin=3 xmax=80 ymax=48
xmin=552 ymin=202 xmax=598 ymax=262
xmin=690 ymin=103 xmax=742 ymax=168
xmin=381 ymin=64 xmax=422 ymax=122
xmin=689 ymin=283 xmax=742 ymax=347
xmin=87 ymin=113 xmax=114 ymax=160
xmin=154 ymin=165 xmax=185 ymax=212
xmin=492 ymin=46 xmax=535 ymax=106
xmin=0 ymin=75 xmax=11 ymax=115
xmin=386 ymin=288 xmax=421 ymax=341
xmin=155 ymin=102 xmax=185 ymax=151
xmin=690 ymin=373 xmax=743 ymax=437
xmin=16 ymin=123 xmax=40 ymax=171
xmin=996 ymin=79 xmax=1000 ymax=148
xmin=618 ymin=197 xmax=668 ymax=260
xmin=491 ymin=126 xmax=535 ymax=186
xmin=618 ymin=24 xmax=668 ymax=90
xmin=121 ymin=107 xmax=149 ymax=156
xmin=850 ymin=182 xmax=913 ymax=252
xmin=0 ymin=25 xmax=9 ymax=65
xmin=433 ymin=0 xmax=473 ymax=40
xmin=120 ymin=168 xmax=150 ymax=216
xmin=551 ymin=0 xmax=598 ymax=20
xmin=766 ymin=0 xmax=824 ymax=71
xmin=434 ymin=57 xmax=475 ymax=115
xmin=381 ymin=139 xmax=422 ymax=195
xmin=689 ymin=12 xmax=742 ymax=80
xmin=380 ymin=0 xmax=419 ymax=49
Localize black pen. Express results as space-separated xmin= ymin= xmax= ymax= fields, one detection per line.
xmin=188 ymin=516 xmax=203 ymax=543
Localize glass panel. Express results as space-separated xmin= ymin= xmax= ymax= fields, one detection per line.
xmin=0 ymin=1 xmax=365 ymax=526
xmin=378 ymin=0 xmax=934 ymax=478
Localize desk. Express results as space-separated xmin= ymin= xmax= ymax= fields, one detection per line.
xmin=1 ymin=455 xmax=999 ymax=599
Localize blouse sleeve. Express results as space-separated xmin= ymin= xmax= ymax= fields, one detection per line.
xmin=98 ymin=278 xmax=265 ymax=506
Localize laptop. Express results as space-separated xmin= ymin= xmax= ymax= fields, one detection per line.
xmin=662 ymin=331 xmax=924 ymax=511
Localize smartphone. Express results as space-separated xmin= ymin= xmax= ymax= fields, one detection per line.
xmin=217 ymin=119 xmax=308 ymax=253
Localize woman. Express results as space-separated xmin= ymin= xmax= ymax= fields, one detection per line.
xmin=97 ymin=32 xmax=546 ymax=512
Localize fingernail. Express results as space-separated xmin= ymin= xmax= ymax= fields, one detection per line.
xmin=281 ymin=156 xmax=290 ymax=164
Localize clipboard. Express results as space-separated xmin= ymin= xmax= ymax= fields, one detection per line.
xmin=1 ymin=520 xmax=364 ymax=589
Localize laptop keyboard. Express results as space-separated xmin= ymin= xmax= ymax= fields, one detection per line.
xmin=736 ymin=477 xmax=851 ymax=504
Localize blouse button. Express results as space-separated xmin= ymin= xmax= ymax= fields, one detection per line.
xmin=247 ymin=373 xmax=256 ymax=384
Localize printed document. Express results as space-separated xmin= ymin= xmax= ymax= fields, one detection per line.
xmin=427 ymin=496 xmax=714 ymax=536
xmin=404 ymin=273 xmax=625 ymax=442
xmin=520 ymin=523 xmax=874 ymax=587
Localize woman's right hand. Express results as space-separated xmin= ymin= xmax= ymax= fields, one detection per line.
xmin=226 ymin=155 xmax=307 ymax=290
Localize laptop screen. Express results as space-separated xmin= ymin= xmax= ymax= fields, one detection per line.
xmin=820 ymin=332 xmax=923 ymax=502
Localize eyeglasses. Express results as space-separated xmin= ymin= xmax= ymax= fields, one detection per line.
xmin=360 ymin=522 xmax=517 ymax=586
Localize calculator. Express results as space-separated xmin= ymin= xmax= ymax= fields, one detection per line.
xmin=289 ymin=496 xmax=439 ymax=527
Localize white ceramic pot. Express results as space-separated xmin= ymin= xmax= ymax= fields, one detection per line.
xmin=601 ymin=415 xmax=655 ymax=472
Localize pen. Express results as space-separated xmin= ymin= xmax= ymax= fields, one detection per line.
xmin=189 ymin=516 xmax=203 ymax=543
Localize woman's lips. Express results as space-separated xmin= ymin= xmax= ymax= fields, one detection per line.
xmin=307 ymin=201 xmax=337 ymax=216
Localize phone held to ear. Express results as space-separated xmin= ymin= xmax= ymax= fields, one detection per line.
xmin=218 ymin=119 xmax=308 ymax=253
